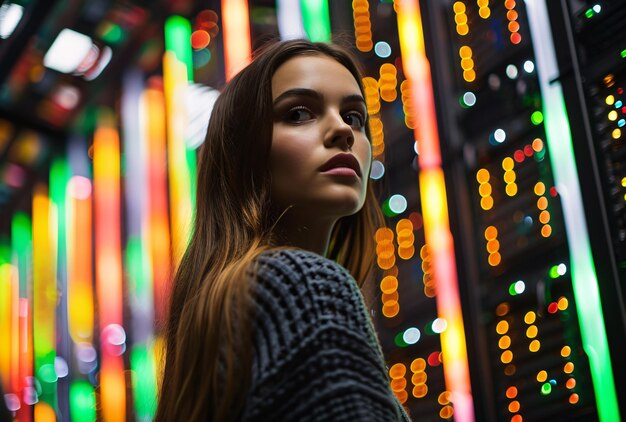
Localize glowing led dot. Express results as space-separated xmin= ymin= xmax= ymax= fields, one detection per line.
xmin=412 ymin=370 xmax=426 ymax=384
xmin=380 ymin=275 xmax=398 ymax=294
xmin=479 ymin=183 xmax=492 ymax=196
xmin=537 ymin=196 xmax=548 ymax=210
xmin=537 ymin=370 xmax=547 ymax=382
xmin=485 ymin=225 xmax=498 ymax=240
xmin=523 ymin=60 xmax=534 ymax=73
xmin=440 ymin=405 xmax=454 ymax=419
xmin=564 ymin=362 xmax=574 ymax=374
xmin=541 ymin=224 xmax=552 ymax=237
xmin=606 ymin=95 xmax=615 ymax=105
xmin=499 ymin=335 xmax=511 ymax=349
xmin=457 ymin=24 xmax=469 ymax=36
xmin=403 ymin=327 xmax=421 ymax=344
xmin=561 ymin=346 xmax=571 ymax=357
xmin=529 ymin=339 xmax=540 ymax=352
xmin=412 ymin=384 xmax=428 ymax=398
xmin=557 ymin=263 xmax=567 ymax=275
xmin=501 ymin=350 xmax=513 ymax=364
xmin=389 ymin=363 xmax=407 ymax=379
xmin=459 ymin=45 xmax=472 ymax=58
xmin=506 ymin=64 xmax=518 ymax=79
xmin=504 ymin=170 xmax=516 ymax=183
xmin=539 ymin=210 xmax=550 ymax=224
xmin=531 ymin=111 xmax=544 ymax=125
xmin=612 ymin=128 xmax=621 ymax=139
xmin=509 ymin=280 xmax=525 ymax=295
xmin=486 ymin=239 xmax=499 ymax=253
xmin=541 ymin=382 xmax=552 ymax=395
xmin=463 ymin=69 xmax=476 ymax=82
xmin=615 ymin=100 xmax=623 ymax=108
xmin=496 ymin=303 xmax=510 ymax=316
xmin=534 ymin=181 xmax=545 ymax=196
xmin=548 ymin=302 xmax=558 ymax=313
xmin=504 ymin=364 xmax=516 ymax=376
xmin=510 ymin=33 xmax=522 ymax=44
xmin=506 ymin=386 xmax=518 ymax=399
xmin=608 ymin=110 xmax=618 ymax=121
xmin=488 ymin=252 xmax=502 ymax=266
xmin=508 ymin=400 xmax=520 ymax=413
xmin=463 ymin=91 xmax=476 ymax=106
xmin=524 ymin=311 xmax=536 ymax=324
xmin=569 ymin=393 xmax=579 ymax=404
xmin=505 ymin=183 xmax=518 ymax=196
xmin=494 ymin=128 xmax=506 ymax=143
xmin=593 ymin=4 xmax=601 ymax=13
xmin=532 ymin=138 xmax=544 ymax=151
xmin=618 ymin=119 xmax=626 ymax=127
xmin=453 ymin=2 xmax=466 ymax=13
xmin=374 ymin=41 xmax=392 ymax=58
xmin=191 ymin=30 xmax=211 ymax=49
xmin=526 ymin=325 xmax=538 ymax=338
xmin=370 ymin=160 xmax=385 ymax=180
xmin=511 ymin=415 xmax=522 ymax=422
xmin=622 ymin=176 xmax=626 ymax=187
xmin=557 ymin=297 xmax=569 ymax=311
xmin=566 ymin=378 xmax=576 ymax=389
xmin=388 ymin=194 xmax=407 ymax=214
xmin=432 ymin=318 xmax=447 ymax=334
xmin=496 ymin=320 xmax=509 ymax=334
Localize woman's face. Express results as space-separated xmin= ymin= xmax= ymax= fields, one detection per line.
xmin=269 ymin=54 xmax=371 ymax=222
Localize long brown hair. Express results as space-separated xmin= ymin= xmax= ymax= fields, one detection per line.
xmin=155 ymin=39 xmax=385 ymax=421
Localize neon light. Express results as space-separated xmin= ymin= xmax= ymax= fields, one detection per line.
xmin=0 ymin=244 xmax=14 ymax=395
xmin=220 ymin=1 xmax=251 ymax=79
xmin=32 ymin=185 xmax=58 ymax=408
xmin=277 ymin=0 xmax=306 ymax=40
xmin=300 ymin=0 xmax=331 ymax=42
xmin=93 ymin=109 xmax=126 ymax=421
xmin=164 ymin=19 xmax=195 ymax=265
xmin=396 ymin=2 xmax=474 ymax=421
xmin=69 ymin=380 xmax=96 ymax=422
xmin=524 ymin=1 xmax=620 ymax=420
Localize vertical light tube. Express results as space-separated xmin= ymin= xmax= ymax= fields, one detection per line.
xmin=396 ymin=1 xmax=474 ymax=421
xmin=143 ymin=85 xmax=172 ymax=327
xmin=0 ymin=242 xmax=13 ymax=395
xmin=300 ymin=0 xmax=331 ymax=42
xmin=524 ymin=1 xmax=620 ymax=420
xmin=32 ymin=184 xmax=58 ymax=409
xmin=277 ymin=0 xmax=307 ymax=40
xmin=221 ymin=0 xmax=251 ymax=79
xmin=164 ymin=17 xmax=194 ymax=265
xmin=93 ymin=109 xmax=126 ymax=422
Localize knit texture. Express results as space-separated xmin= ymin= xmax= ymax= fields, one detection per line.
xmin=240 ymin=249 xmax=411 ymax=421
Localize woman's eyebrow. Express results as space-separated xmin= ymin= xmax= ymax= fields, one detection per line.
xmin=272 ymin=88 xmax=366 ymax=107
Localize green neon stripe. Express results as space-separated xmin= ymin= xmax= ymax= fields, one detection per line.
xmin=130 ymin=344 xmax=158 ymax=419
xmin=525 ymin=1 xmax=620 ymax=420
xmin=164 ymin=16 xmax=193 ymax=80
xmin=70 ymin=380 xmax=96 ymax=422
xmin=300 ymin=0 xmax=331 ymax=42
xmin=11 ymin=212 xmax=31 ymax=297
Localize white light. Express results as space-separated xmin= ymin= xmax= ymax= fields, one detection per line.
xmin=185 ymin=83 xmax=220 ymax=149
xmin=506 ymin=64 xmax=518 ymax=79
xmin=432 ymin=318 xmax=447 ymax=334
xmin=463 ymin=91 xmax=476 ymax=106
xmin=403 ymin=327 xmax=421 ymax=344
xmin=389 ymin=194 xmax=407 ymax=214
xmin=494 ymin=128 xmax=506 ymax=143
xmin=414 ymin=140 xmax=419 ymax=154
xmin=374 ymin=41 xmax=392 ymax=58
xmin=592 ymin=4 xmax=601 ymax=13
xmin=84 ymin=46 xmax=112 ymax=81
xmin=514 ymin=280 xmax=525 ymax=294
xmin=277 ymin=0 xmax=306 ymax=40
xmin=54 ymin=356 xmax=69 ymax=378
xmin=488 ymin=73 xmax=501 ymax=90
xmin=44 ymin=29 xmax=94 ymax=74
xmin=370 ymin=160 xmax=385 ymax=180
xmin=557 ymin=263 xmax=567 ymax=275
xmin=0 ymin=3 xmax=23 ymax=39
xmin=523 ymin=60 xmax=535 ymax=73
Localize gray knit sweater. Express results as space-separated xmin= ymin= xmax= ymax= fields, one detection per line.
xmin=241 ymin=249 xmax=411 ymax=421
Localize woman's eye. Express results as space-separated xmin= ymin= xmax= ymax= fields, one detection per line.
xmin=344 ymin=112 xmax=365 ymax=128
xmin=285 ymin=107 xmax=313 ymax=122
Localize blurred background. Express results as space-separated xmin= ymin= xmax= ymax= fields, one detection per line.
xmin=0 ymin=0 xmax=625 ymax=421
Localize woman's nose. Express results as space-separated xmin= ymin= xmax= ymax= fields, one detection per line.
xmin=324 ymin=112 xmax=355 ymax=150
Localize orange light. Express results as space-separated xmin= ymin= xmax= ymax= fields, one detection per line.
xmin=380 ymin=276 xmax=399 ymax=294
xmin=391 ymin=377 xmax=407 ymax=391
xmin=506 ymin=386 xmax=518 ymax=399
xmin=508 ymin=401 xmax=520 ymax=413
xmin=561 ymin=345 xmax=571 ymax=357
xmin=488 ymin=252 xmax=502 ymax=266
xmin=496 ymin=303 xmax=510 ymax=316
xmin=529 ymin=340 xmax=541 ymax=352
xmin=412 ymin=371 xmax=427 ymax=385
xmin=541 ymin=225 xmax=552 ymax=237
xmin=222 ymin=0 xmax=251 ymax=79
xmin=382 ymin=301 xmax=400 ymax=317
xmin=496 ymin=320 xmax=509 ymax=334
xmin=566 ymin=378 xmax=576 ymax=389
xmin=537 ymin=370 xmax=547 ymax=382
xmin=526 ymin=325 xmax=538 ymax=338
xmin=498 ymin=335 xmax=511 ymax=349
xmin=438 ymin=391 xmax=451 ymax=405
xmin=511 ymin=415 xmax=523 ymax=422
xmin=440 ymin=405 xmax=454 ymax=419
xmin=537 ymin=196 xmax=548 ymax=210
xmin=481 ymin=196 xmax=494 ymax=210
xmin=485 ymin=226 xmax=498 ymax=240
xmin=390 ymin=363 xmax=407 ymax=379
xmin=412 ymin=384 xmax=428 ymax=398
xmin=524 ymin=311 xmax=536 ymax=324
xmin=411 ymin=358 xmax=426 ymax=372
xmin=539 ymin=210 xmax=550 ymax=224
xmin=569 ymin=393 xmax=579 ymax=404
xmin=501 ymin=350 xmax=513 ymax=364
xmin=564 ymin=362 xmax=575 ymax=374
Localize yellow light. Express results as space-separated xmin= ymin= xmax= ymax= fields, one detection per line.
xmin=389 ymin=363 xmax=406 ymax=379
xmin=460 ymin=58 xmax=474 ymax=70
xmin=621 ymin=177 xmax=626 ymax=187
xmin=502 ymin=157 xmax=514 ymax=171
xmin=524 ymin=311 xmax=536 ymax=324
xmin=564 ymin=362 xmax=575 ymax=374
xmin=459 ymin=45 xmax=472 ymax=58
xmin=506 ymin=386 xmax=518 ymax=399
xmin=612 ymin=128 xmax=621 ymax=139
xmin=456 ymin=24 xmax=469 ymax=36
xmin=411 ymin=358 xmax=426 ymax=372
xmin=537 ymin=370 xmax=547 ymax=382
xmin=504 ymin=170 xmax=516 ymax=183
xmin=485 ymin=225 xmax=498 ymax=240
xmin=558 ymin=296 xmax=569 ymax=310
xmin=463 ymin=69 xmax=476 ymax=82
xmin=526 ymin=325 xmax=538 ymax=338
xmin=480 ymin=196 xmax=494 ymax=210
xmin=561 ymin=346 xmax=572 ymax=357
xmin=605 ymin=95 xmax=615 ymax=105
xmin=505 ymin=183 xmax=518 ymax=196
xmin=539 ymin=210 xmax=550 ymax=224
xmin=608 ymin=110 xmax=618 ymax=121
xmin=537 ymin=196 xmax=548 ymax=210
xmin=529 ymin=339 xmax=541 ymax=352
xmin=508 ymin=400 xmax=520 ymax=413
xmin=476 ymin=168 xmax=490 ymax=183
xmin=498 ymin=335 xmax=511 ymax=349
xmin=479 ymin=183 xmax=492 ymax=196
xmin=541 ymin=224 xmax=552 ymax=237
xmin=488 ymin=252 xmax=501 ymax=266
xmin=534 ymin=181 xmax=546 ymax=196
xmin=380 ymin=275 xmax=399 ymax=293
xmin=501 ymin=350 xmax=513 ymax=363
xmin=453 ymin=1 xmax=466 ymax=13
xmin=478 ymin=7 xmax=491 ymax=18
xmin=496 ymin=320 xmax=509 ymax=334
xmin=454 ymin=14 xmax=468 ymax=24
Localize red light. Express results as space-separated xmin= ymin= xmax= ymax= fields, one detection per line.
xmin=510 ymin=33 xmax=522 ymax=44
xmin=550 ymin=186 xmax=558 ymax=197
xmin=621 ymin=106 xmax=626 ymax=114
xmin=617 ymin=88 xmax=624 ymax=95
xmin=428 ymin=351 xmax=441 ymax=366
xmin=191 ymin=30 xmax=210 ymax=49
xmin=547 ymin=302 xmax=558 ymax=313
xmin=524 ymin=145 xmax=533 ymax=156
xmin=514 ymin=150 xmax=524 ymax=162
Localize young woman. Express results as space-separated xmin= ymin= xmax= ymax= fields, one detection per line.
xmin=156 ymin=39 xmax=411 ymax=421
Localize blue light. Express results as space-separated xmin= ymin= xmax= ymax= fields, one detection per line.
xmin=618 ymin=119 xmax=625 ymax=128
xmin=370 ymin=160 xmax=385 ymax=180
xmin=374 ymin=41 xmax=391 ymax=58
xmin=615 ymin=100 xmax=623 ymax=108
xmin=389 ymin=194 xmax=407 ymax=214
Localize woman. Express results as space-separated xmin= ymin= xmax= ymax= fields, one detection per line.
xmin=156 ymin=39 xmax=411 ymax=421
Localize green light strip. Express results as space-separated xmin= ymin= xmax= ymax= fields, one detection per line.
xmin=130 ymin=344 xmax=158 ymax=419
xmin=11 ymin=212 xmax=31 ymax=298
xmin=524 ymin=1 xmax=620 ymax=421
xmin=70 ymin=380 xmax=96 ymax=422
xmin=300 ymin=0 xmax=331 ymax=42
